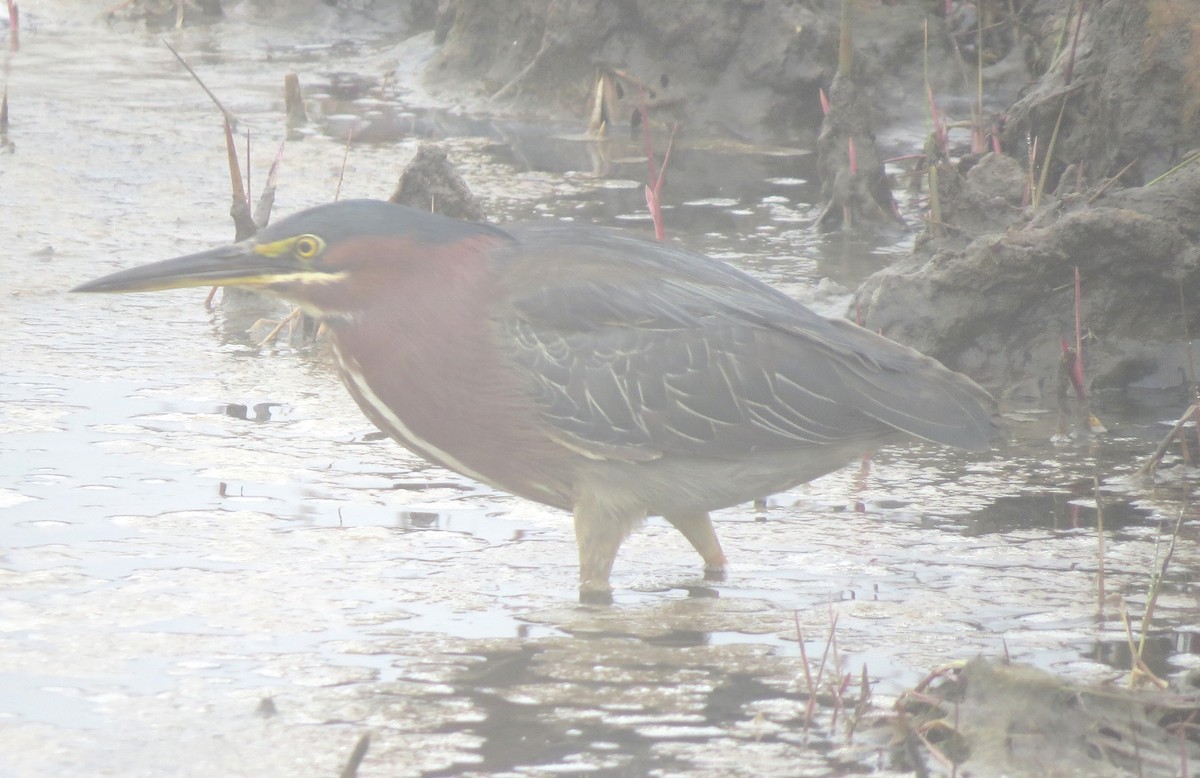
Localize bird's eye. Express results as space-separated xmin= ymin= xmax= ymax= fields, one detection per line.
xmin=294 ymin=235 xmax=322 ymax=259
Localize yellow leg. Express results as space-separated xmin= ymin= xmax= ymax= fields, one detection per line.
xmin=664 ymin=511 xmax=727 ymax=579
xmin=573 ymin=506 xmax=633 ymax=604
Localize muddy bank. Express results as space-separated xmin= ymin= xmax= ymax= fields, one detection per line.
xmin=425 ymin=0 xmax=993 ymax=142
xmin=857 ymin=0 xmax=1200 ymax=400
xmin=1004 ymin=0 xmax=1200 ymax=187
xmin=856 ymin=160 xmax=1200 ymax=399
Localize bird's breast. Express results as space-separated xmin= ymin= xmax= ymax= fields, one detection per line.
xmin=327 ymin=274 xmax=573 ymax=509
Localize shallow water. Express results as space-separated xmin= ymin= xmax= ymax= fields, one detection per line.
xmin=2 ymin=4 xmax=1199 ymax=776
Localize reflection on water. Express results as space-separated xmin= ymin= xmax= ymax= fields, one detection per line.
xmin=421 ymin=641 xmax=831 ymax=777
xmin=1092 ymin=631 xmax=1200 ymax=679
xmin=221 ymin=402 xmax=282 ymax=422
xmin=1 ymin=5 xmax=1199 ymax=776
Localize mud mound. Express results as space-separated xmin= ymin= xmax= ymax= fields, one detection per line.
xmin=856 ymin=163 xmax=1200 ymax=398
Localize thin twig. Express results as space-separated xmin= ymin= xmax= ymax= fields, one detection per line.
xmin=1074 ymin=266 xmax=1084 ymax=388
xmin=258 ymin=307 xmax=304 ymax=347
xmin=794 ymin=611 xmax=814 ymax=697
xmin=1033 ymin=95 xmax=1069 ymax=209
xmin=338 ymin=732 xmax=371 ymax=778
xmin=253 ymin=140 xmax=286 ymax=230
xmin=829 ymin=605 xmax=841 ymax=679
xmin=914 ymin=727 xmax=957 ymax=772
xmin=1139 ymin=403 xmax=1200 ymax=479
xmin=845 ymin=663 xmax=870 ymax=741
xmin=1146 ymin=149 xmax=1200 ymax=187
xmin=1086 ymin=158 xmax=1138 ymax=205
xmin=162 ymin=41 xmax=247 ymax=214
xmin=1118 ymin=597 xmax=1140 ymax=676
xmin=162 ymin=39 xmax=236 ymax=125
xmin=1179 ymin=281 xmax=1198 ymax=400
xmin=802 ymin=613 xmax=839 ymax=736
xmin=335 ymin=127 xmax=353 ymax=201
xmin=1119 ymin=597 xmax=1168 ymax=690
xmin=1137 ymin=507 xmax=1186 ymax=665
xmin=837 ymin=0 xmax=852 ymax=74
xmin=1095 ymin=474 xmax=1106 ymax=620
xmin=164 ymin=40 xmax=251 ymax=237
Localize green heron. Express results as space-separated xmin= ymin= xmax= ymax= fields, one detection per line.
xmin=75 ymin=200 xmax=994 ymax=601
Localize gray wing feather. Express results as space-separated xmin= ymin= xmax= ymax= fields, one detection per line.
xmin=494 ymin=224 xmax=994 ymax=463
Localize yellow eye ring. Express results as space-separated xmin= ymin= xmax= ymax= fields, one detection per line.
xmin=294 ymin=235 xmax=322 ymax=259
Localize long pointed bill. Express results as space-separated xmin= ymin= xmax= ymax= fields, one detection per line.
xmin=71 ymin=243 xmax=308 ymax=294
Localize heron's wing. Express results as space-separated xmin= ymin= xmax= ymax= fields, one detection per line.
xmin=494 ymin=224 xmax=994 ymax=463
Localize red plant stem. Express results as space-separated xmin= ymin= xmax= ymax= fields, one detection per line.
xmin=644 ymin=124 xmax=677 ymax=241
xmin=644 ymin=187 xmax=661 ymax=239
xmin=163 ymin=40 xmax=236 ymax=125
xmin=638 ymin=87 xmax=663 ymax=238
xmin=819 ymin=86 xmax=829 ymax=116
xmin=6 ymin=0 xmax=18 ymax=53
xmin=224 ymin=117 xmax=246 ymax=207
xmin=244 ymin=129 xmax=252 ymax=210
xmin=926 ymin=85 xmax=946 ymax=153
xmin=655 ymin=124 xmax=677 ymax=196
xmin=638 ymin=86 xmax=677 ymax=240
xmin=847 ymin=137 xmax=857 ymax=175
xmin=334 ymin=127 xmax=353 ymax=201
xmin=266 ymin=140 xmax=285 ymax=189
xmin=794 ymin=612 xmax=814 ymax=696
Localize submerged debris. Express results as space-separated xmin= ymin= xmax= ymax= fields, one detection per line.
xmin=815 ymin=71 xmax=900 ymax=232
xmin=814 ymin=2 xmax=900 ymax=233
xmin=284 ymin=73 xmax=308 ymax=130
xmin=390 ymin=143 xmax=487 ymax=222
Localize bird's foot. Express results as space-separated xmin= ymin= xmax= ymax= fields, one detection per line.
xmin=578 ymin=586 xmax=614 ymax=606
